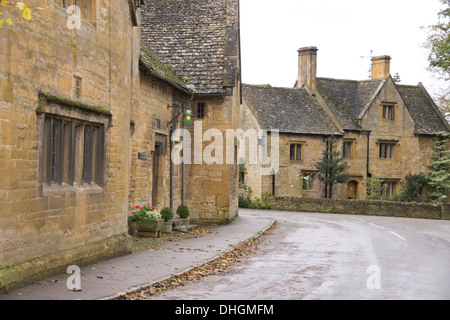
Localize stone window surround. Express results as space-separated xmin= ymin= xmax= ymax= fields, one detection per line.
xmin=381 ymin=101 xmax=397 ymax=121
xmin=289 ymin=142 xmax=304 ymax=161
xmin=380 ymin=180 xmax=399 ymax=197
xmin=377 ymin=139 xmax=399 ymax=160
xmin=36 ymin=93 xmax=111 ymax=197
xmin=300 ymin=171 xmax=316 ymax=191
xmin=343 ymin=139 xmax=356 ymax=158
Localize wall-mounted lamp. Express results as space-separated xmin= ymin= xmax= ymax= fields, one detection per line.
xmin=183 ymin=109 xmax=193 ymax=126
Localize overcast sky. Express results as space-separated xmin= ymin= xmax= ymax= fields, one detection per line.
xmin=240 ymin=0 xmax=446 ymax=95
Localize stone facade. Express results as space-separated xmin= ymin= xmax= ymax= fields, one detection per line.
xmin=184 ymin=92 xmax=241 ymax=222
xmin=0 ymin=0 xmax=241 ymax=292
xmin=241 ymin=47 xmax=450 ymax=201
xmin=140 ymin=0 xmax=242 ymax=223
xmin=0 ymin=1 xmax=138 ymax=292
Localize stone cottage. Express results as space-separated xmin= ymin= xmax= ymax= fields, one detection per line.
xmin=0 ymin=0 xmax=241 ymax=292
xmin=139 ymin=0 xmax=241 ymax=222
xmin=240 ymin=47 xmax=450 ymax=200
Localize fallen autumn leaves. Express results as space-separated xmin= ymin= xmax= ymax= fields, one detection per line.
xmin=117 ymin=221 xmax=276 ymax=300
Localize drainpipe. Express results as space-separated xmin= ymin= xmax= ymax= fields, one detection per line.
xmin=365 ymin=130 xmax=372 ymax=196
xmin=181 ymin=105 xmax=185 ymax=206
xmin=366 ymin=131 xmax=371 ymax=178
xmin=271 ymin=168 xmax=276 ymax=195
xmin=329 ymin=139 xmax=333 ymax=199
xmin=324 ymin=137 xmax=329 ymax=198
xmin=169 ymin=125 xmax=174 ymax=210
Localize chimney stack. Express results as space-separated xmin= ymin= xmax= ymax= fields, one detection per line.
xmin=298 ymin=46 xmax=318 ymax=90
xmin=371 ymin=55 xmax=391 ymax=79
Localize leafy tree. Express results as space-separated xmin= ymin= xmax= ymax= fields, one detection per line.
xmin=392 ymin=72 xmax=402 ymax=83
xmin=428 ymin=132 xmax=450 ymax=202
xmin=364 ymin=177 xmax=383 ymax=200
xmin=400 ymin=173 xmax=430 ymax=202
xmin=0 ymin=1 xmax=31 ymax=28
xmin=315 ymin=136 xmax=351 ymax=198
xmin=424 ymin=0 xmax=450 ymax=119
xmin=426 ymin=0 xmax=450 ymax=78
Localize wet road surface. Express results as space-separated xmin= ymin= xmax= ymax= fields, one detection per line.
xmin=149 ymin=209 xmax=450 ymax=300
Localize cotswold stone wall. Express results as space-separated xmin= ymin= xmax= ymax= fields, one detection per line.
xmin=0 ymin=1 xmax=135 ymax=292
xmin=264 ymin=197 xmax=449 ymax=220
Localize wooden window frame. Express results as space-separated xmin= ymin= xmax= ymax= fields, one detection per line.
xmin=382 ymin=104 xmax=395 ymax=120
xmin=289 ymin=143 xmax=303 ymax=161
xmin=343 ymin=140 xmax=355 ymax=158
xmin=379 ymin=142 xmax=395 ymax=159
xmin=301 ymin=173 xmax=315 ymax=191
xmin=381 ymin=181 xmax=397 ymax=197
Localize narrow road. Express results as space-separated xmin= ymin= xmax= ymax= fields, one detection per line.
xmin=149 ymin=209 xmax=450 ymax=300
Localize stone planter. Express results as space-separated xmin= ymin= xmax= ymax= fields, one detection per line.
xmin=135 ymin=219 xmax=164 ymax=238
xmin=172 ymin=218 xmax=190 ymax=227
xmin=128 ymin=216 xmax=137 ymax=236
xmin=161 ymin=221 xmax=173 ymax=234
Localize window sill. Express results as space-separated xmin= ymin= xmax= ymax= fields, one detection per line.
xmin=42 ymin=182 xmax=103 ymax=197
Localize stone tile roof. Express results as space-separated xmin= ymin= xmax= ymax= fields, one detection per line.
xmin=242 ymin=84 xmax=342 ymax=135
xmin=140 ymin=0 xmax=239 ymax=95
xmin=316 ymin=78 xmax=385 ymax=131
xmin=139 ymin=41 xmax=188 ymax=92
xmin=397 ymin=84 xmax=450 ymax=135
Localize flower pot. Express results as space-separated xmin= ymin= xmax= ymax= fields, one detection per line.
xmin=135 ymin=219 xmax=164 ymax=238
xmin=162 ymin=221 xmax=173 ymax=234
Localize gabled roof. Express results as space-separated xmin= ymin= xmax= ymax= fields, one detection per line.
xmin=316 ymin=76 xmax=449 ymax=135
xmin=140 ymin=0 xmax=240 ymax=95
xmin=316 ymin=77 xmax=385 ymax=131
xmin=242 ymin=84 xmax=342 ymax=135
xmin=397 ymin=84 xmax=450 ymax=135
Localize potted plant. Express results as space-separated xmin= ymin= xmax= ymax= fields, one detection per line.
xmin=160 ymin=207 xmax=174 ymax=233
xmin=176 ymin=204 xmax=190 ymax=225
xmin=130 ymin=204 xmax=163 ymax=237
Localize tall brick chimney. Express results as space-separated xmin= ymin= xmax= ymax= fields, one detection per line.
xmin=371 ymin=55 xmax=391 ymax=79
xmin=298 ymin=46 xmax=318 ymax=90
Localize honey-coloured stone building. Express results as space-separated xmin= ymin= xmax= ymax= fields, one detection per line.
xmin=240 ymin=47 xmax=450 ymax=200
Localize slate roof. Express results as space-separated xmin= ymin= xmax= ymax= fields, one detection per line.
xmin=397 ymin=84 xmax=450 ymax=135
xmin=140 ymin=0 xmax=240 ymax=95
xmin=316 ymin=78 xmax=385 ymax=131
xmin=242 ymin=84 xmax=342 ymax=135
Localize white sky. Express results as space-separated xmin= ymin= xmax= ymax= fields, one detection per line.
xmin=240 ymin=0 xmax=447 ymax=95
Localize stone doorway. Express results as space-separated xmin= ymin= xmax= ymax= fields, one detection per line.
xmin=347 ymin=181 xmax=358 ymax=199
xmin=152 ymin=143 xmax=161 ymax=206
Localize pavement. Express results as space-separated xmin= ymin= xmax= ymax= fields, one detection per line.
xmin=0 ymin=213 xmax=274 ymax=300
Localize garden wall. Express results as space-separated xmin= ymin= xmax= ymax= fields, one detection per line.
xmin=264 ymin=197 xmax=450 ymax=220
